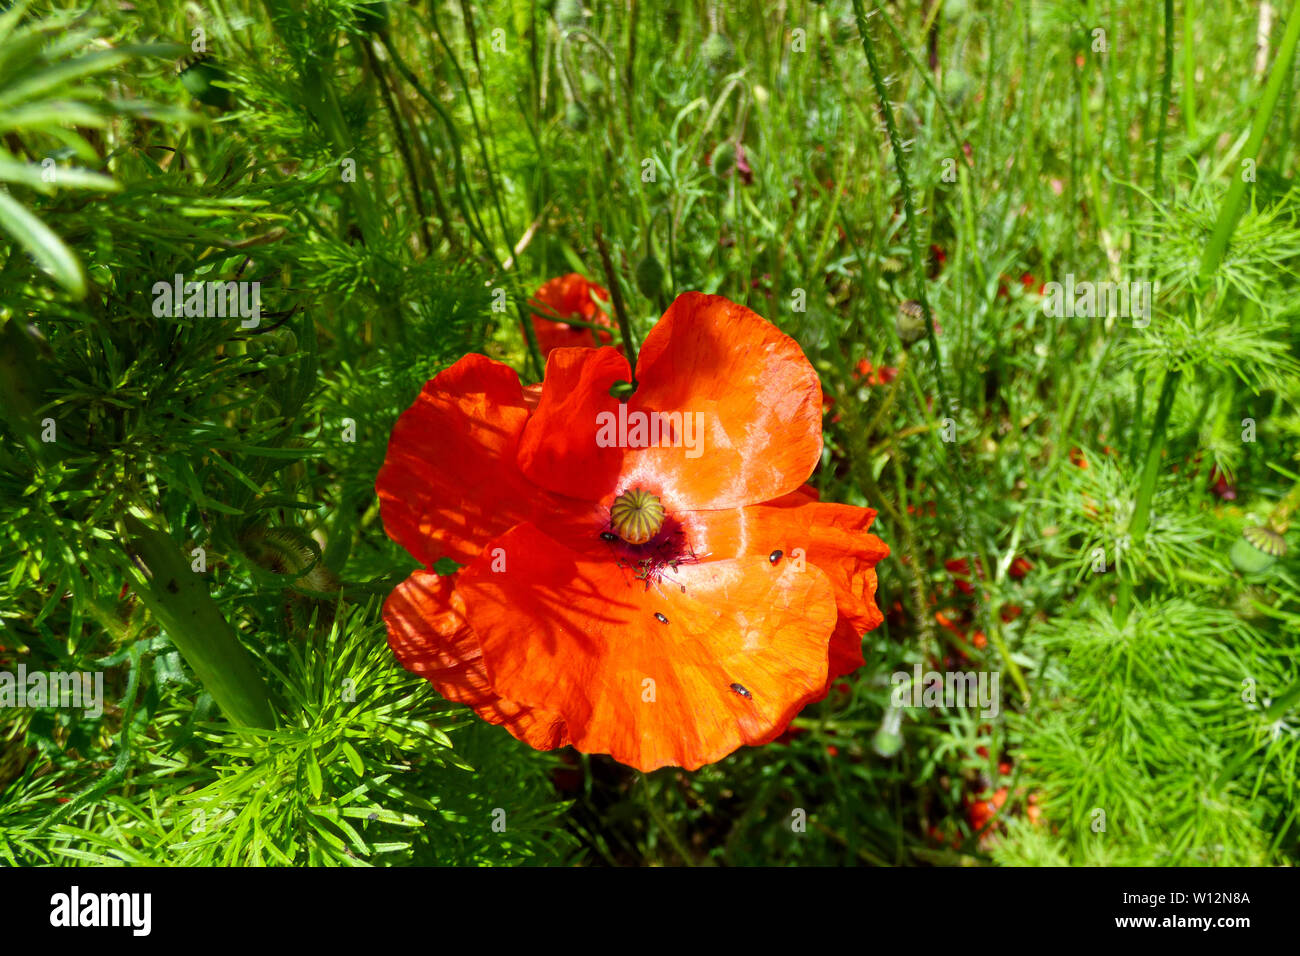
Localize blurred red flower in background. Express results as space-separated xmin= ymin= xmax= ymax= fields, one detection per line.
xmin=853 ymin=358 xmax=899 ymax=386
xmin=527 ymin=273 xmax=614 ymax=357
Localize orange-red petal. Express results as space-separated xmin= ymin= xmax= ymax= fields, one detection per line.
xmin=456 ymin=522 xmax=839 ymax=771
xmin=514 ymin=346 xmax=631 ymax=502
xmin=382 ymin=570 xmax=569 ymax=750
xmin=377 ymin=353 xmax=597 ymax=566
xmin=683 ymin=500 xmax=889 ymax=687
xmin=517 ymin=293 xmax=823 ymax=511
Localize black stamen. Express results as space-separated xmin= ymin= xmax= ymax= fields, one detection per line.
xmin=768 ymin=549 xmax=783 ymax=564
xmin=600 ymin=531 xmax=619 ymax=542
xmin=729 ymin=682 xmax=752 ymax=699
xmin=654 ymin=612 xmax=669 ymax=624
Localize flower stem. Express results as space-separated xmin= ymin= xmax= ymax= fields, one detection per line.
xmin=1199 ymin=0 xmax=1300 ymax=289
xmin=594 ymin=225 xmax=640 ymax=373
xmin=1153 ymin=0 xmax=1174 ymax=197
xmin=850 ymin=0 xmax=948 ymax=408
xmin=122 ymin=513 xmax=278 ymax=728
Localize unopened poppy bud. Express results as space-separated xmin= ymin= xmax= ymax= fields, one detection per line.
xmin=701 ymin=32 xmax=734 ymax=70
xmin=711 ymin=142 xmax=737 ymax=178
xmin=564 ymin=101 xmax=590 ymax=132
xmin=635 ymin=255 xmax=665 ymax=299
xmin=554 ymin=0 xmax=585 ymax=29
xmin=610 ymin=487 xmax=665 ymax=545
xmin=178 ymin=54 xmax=234 ymax=112
xmin=1230 ymin=526 xmax=1286 ymax=575
xmin=872 ymin=706 xmax=903 ymax=758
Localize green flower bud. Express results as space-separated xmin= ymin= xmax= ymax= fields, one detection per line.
xmin=872 ymin=707 xmax=903 ymax=758
xmin=564 ymin=100 xmax=590 ymax=132
xmin=635 ymin=255 xmax=665 ymax=299
xmin=179 ymin=55 xmax=234 ymax=112
xmin=554 ymin=0 xmax=585 ymax=29
xmin=701 ymin=32 xmax=734 ymax=71
xmin=711 ymin=142 xmax=737 ymax=178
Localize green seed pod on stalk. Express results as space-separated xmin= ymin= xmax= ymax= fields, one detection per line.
xmin=896 ymin=299 xmax=927 ymax=345
xmin=701 ymin=32 xmax=734 ymax=71
xmin=1230 ymin=526 xmax=1286 ymax=575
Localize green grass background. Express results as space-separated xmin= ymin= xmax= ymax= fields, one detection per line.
xmin=1 ymin=0 xmax=1299 ymax=865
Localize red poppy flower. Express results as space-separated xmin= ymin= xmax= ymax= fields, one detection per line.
xmin=527 ymin=273 xmax=614 ymax=357
xmin=928 ymin=243 xmax=947 ymax=277
xmin=821 ymin=394 xmax=842 ymax=424
xmin=1026 ymin=792 xmax=1043 ymax=826
xmin=945 ymin=556 xmax=985 ymax=595
xmin=378 ymin=293 xmax=889 ymax=771
xmin=1208 ymin=466 xmax=1236 ymax=500
xmin=966 ymin=786 xmax=1008 ymax=832
xmin=852 ymin=358 xmax=899 ymax=386
xmin=1020 ymin=272 xmax=1045 ymax=295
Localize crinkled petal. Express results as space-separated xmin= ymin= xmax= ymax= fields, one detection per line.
xmin=383 ymin=570 xmax=568 ymax=750
xmin=515 ymin=346 xmax=632 ymax=502
xmin=517 ymin=293 xmax=822 ymax=511
xmin=377 ymin=353 xmax=596 ymax=567
xmin=456 ymin=522 xmax=838 ymax=771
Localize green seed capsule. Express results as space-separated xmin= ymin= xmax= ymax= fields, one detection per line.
xmin=701 ymin=32 xmax=734 ymax=71
xmin=1230 ymin=526 xmax=1286 ymax=575
xmin=610 ymin=487 xmax=665 ymax=545
xmin=896 ymin=299 xmax=928 ymax=345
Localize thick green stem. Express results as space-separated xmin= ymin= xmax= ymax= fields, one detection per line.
xmin=1114 ymin=367 xmax=1179 ymax=624
xmin=1129 ymin=368 xmax=1181 ymax=546
xmin=123 ymin=514 xmax=278 ymax=728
